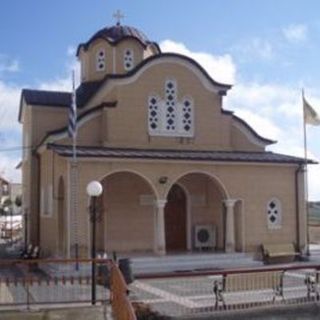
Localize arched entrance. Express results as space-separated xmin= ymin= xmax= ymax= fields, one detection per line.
xmin=100 ymin=171 xmax=157 ymax=253
xmin=165 ymin=184 xmax=187 ymax=251
xmin=57 ymin=177 xmax=66 ymax=256
xmin=165 ymin=172 xmax=229 ymax=252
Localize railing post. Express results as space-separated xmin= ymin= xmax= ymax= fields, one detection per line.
xmin=26 ymin=279 xmax=30 ymax=311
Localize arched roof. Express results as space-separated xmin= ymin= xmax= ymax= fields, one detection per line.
xmin=77 ymin=24 xmax=159 ymax=55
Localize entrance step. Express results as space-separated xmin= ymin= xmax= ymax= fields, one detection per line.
xmin=129 ymin=252 xmax=262 ymax=275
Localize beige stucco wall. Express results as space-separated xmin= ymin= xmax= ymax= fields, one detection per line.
xmin=21 ymin=101 xmax=69 ymax=246
xmin=38 ymin=150 xmax=68 ymax=256
xmin=37 ymin=153 xmax=303 ymax=257
xmin=21 ymin=103 xmax=39 ymax=244
xmin=100 ymin=172 xmax=155 ymax=252
xmin=33 ymin=107 xmax=68 ymax=143
xmin=231 ymin=124 xmax=264 ymax=152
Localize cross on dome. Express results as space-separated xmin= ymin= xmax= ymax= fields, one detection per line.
xmin=113 ymin=10 xmax=124 ymax=26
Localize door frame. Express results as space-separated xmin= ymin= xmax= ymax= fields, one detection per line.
xmin=165 ymin=183 xmax=190 ymax=251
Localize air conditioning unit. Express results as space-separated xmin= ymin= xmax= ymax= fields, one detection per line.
xmin=194 ymin=224 xmax=216 ymax=249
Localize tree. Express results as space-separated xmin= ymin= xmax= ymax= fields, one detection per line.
xmin=14 ymin=195 xmax=22 ymax=207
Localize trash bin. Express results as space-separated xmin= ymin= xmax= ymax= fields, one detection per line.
xmin=97 ymin=254 xmax=110 ymax=288
xmin=119 ymin=258 xmax=134 ymax=284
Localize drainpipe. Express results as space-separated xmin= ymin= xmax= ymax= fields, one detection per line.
xmin=33 ymin=151 xmax=41 ymax=246
xmin=295 ymin=163 xmax=303 ymax=252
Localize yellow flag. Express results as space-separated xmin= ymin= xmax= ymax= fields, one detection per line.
xmin=304 ymin=96 xmax=320 ymax=126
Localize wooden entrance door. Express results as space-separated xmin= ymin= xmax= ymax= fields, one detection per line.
xmin=165 ymin=184 xmax=187 ymax=251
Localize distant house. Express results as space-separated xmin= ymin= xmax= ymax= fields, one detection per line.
xmin=0 ymin=176 xmax=10 ymax=199
xmin=0 ymin=177 xmax=22 ymax=215
xmin=309 ymin=202 xmax=320 ymax=225
xmin=19 ymin=22 xmax=315 ymax=258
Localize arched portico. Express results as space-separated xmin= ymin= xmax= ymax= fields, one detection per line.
xmin=98 ymin=170 xmax=158 ymax=253
xmin=161 ymin=171 xmax=240 ymax=253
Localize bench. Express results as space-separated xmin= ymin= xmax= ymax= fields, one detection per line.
xmin=213 ymin=271 xmax=285 ymax=309
xmin=261 ymin=243 xmax=299 ymax=264
xmin=21 ymin=245 xmax=40 ymax=260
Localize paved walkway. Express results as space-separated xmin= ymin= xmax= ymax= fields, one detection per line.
xmin=129 ymin=269 xmax=320 ymax=318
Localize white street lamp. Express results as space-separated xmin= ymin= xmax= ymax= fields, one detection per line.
xmin=86 ymin=181 xmax=103 ymax=197
xmin=86 ymin=180 xmax=103 ymax=305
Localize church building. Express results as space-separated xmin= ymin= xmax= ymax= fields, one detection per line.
xmin=19 ymin=20 xmax=311 ymax=258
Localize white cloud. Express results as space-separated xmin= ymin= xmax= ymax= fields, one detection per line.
xmin=0 ymin=81 xmax=23 ymax=183
xmin=282 ymin=24 xmax=308 ymax=42
xmin=225 ymin=82 xmax=302 ymax=118
xmin=248 ymin=38 xmax=273 ymax=60
xmin=38 ymin=58 xmax=80 ymax=92
xmin=232 ymin=108 xmax=281 ymax=140
xmin=309 ymin=161 xmax=320 ymax=201
xmin=160 ymin=39 xmax=236 ymax=84
xmin=232 ymin=38 xmax=274 ymax=61
xmin=0 ymin=55 xmax=20 ymax=73
xmin=0 ymin=81 xmax=22 ymax=131
xmin=0 ymin=153 xmax=21 ymax=183
xmin=67 ymin=46 xmax=76 ymax=57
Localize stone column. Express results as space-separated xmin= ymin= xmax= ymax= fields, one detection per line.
xmin=155 ymin=200 xmax=167 ymax=255
xmin=224 ymin=199 xmax=237 ymax=253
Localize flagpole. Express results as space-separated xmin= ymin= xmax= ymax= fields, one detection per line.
xmin=72 ymin=71 xmax=77 ymax=164
xmin=302 ymin=89 xmax=310 ymax=256
xmin=71 ymin=70 xmax=79 ymax=264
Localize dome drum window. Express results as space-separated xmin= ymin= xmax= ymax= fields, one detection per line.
xmin=148 ymin=79 xmax=194 ymax=137
xmin=267 ymin=198 xmax=282 ymax=229
xmin=124 ymin=49 xmax=134 ymax=71
xmin=96 ymin=49 xmax=106 ymax=72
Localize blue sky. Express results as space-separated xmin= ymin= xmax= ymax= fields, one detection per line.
xmin=0 ymin=0 xmax=319 ymax=199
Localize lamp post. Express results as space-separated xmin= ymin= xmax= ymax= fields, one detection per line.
xmin=4 ymin=207 xmax=9 ymax=241
xmin=24 ymin=208 xmax=28 ymax=251
xmin=86 ymin=180 xmax=103 ymax=306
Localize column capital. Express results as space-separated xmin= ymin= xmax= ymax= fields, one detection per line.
xmin=223 ymin=199 xmax=237 ymax=208
xmin=154 ymin=199 xmax=167 ymax=209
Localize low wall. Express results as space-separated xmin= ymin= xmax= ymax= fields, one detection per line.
xmin=0 ymin=306 xmax=110 ymax=320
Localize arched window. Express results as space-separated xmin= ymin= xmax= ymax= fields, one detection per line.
xmin=96 ymin=49 xmax=106 ymax=72
xmin=267 ymin=198 xmax=282 ymax=229
xmin=123 ymin=48 xmax=134 ymax=71
xmin=148 ymin=79 xmax=194 ymax=137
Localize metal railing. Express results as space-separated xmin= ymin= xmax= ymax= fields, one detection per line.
xmin=110 ymin=260 xmax=137 ymax=320
xmin=0 ymin=258 xmax=110 ymax=310
xmin=130 ymin=263 xmax=320 ymax=318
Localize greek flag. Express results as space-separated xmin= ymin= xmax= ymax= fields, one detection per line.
xmin=68 ymin=75 xmax=77 ymax=138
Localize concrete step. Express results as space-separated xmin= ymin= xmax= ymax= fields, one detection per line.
xmin=127 ymin=252 xmax=262 ymax=275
